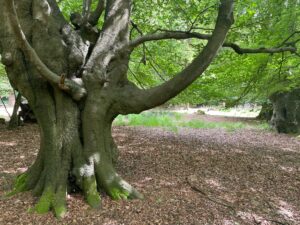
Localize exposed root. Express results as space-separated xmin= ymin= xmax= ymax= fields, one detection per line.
xmin=53 ymin=186 xmax=67 ymax=218
xmin=103 ymin=175 xmax=143 ymax=200
xmin=34 ymin=187 xmax=54 ymax=214
xmin=6 ymin=173 xmax=29 ymax=197
xmin=83 ymin=176 xmax=101 ymax=208
xmin=33 ymin=186 xmax=67 ymax=218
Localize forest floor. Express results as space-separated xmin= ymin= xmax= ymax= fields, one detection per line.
xmin=0 ymin=115 xmax=300 ymax=225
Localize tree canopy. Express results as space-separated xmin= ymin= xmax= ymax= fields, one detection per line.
xmin=1 ymin=0 xmax=299 ymax=104
xmin=127 ymin=0 xmax=300 ymax=105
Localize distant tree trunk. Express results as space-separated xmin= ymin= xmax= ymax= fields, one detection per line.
xmin=8 ymin=92 xmax=21 ymax=129
xmin=270 ymin=89 xmax=300 ymax=133
xmin=256 ymin=102 xmax=273 ymax=121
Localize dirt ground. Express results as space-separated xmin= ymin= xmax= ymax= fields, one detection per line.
xmin=0 ymin=118 xmax=300 ymax=225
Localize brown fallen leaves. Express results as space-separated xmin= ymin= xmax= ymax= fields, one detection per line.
xmin=0 ymin=120 xmax=300 ymax=225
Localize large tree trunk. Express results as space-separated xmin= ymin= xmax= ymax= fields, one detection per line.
xmin=0 ymin=0 xmax=234 ymax=218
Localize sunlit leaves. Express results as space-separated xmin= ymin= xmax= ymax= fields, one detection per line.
xmin=0 ymin=62 xmax=12 ymax=96
xmin=130 ymin=0 xmax=300 ymax=105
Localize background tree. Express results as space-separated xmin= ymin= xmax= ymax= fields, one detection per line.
xmin=0 ymin=0 xmax=297 ymax=218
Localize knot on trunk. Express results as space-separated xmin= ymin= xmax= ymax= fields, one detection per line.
xmin=1 ymin=52 xmax=13 ymax=66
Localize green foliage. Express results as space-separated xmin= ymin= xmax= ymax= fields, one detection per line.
xmin=114 ymin=111 xmax=181 ymax=131
xmin=128 ymin=0 xmax=300 ymax=105
xmin=0 ymin=63 xmax=12 ymax=97
xmin=114 ymin=111 xmax=270 ymax=132
xmin=43 ymin=1 xmax=300 ymax=105
xmin=6 ymin=173 xmax=28 ymax=197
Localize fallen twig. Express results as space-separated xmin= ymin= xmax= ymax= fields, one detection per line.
xmin=187 ymin=175 xmax=236 ymax=211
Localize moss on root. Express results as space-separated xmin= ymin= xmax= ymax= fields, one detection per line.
xmin=6 ymin=172 xmax=143 ymax=218
xmin=83 ymin=176 xmax=101 ymax=208
xmin=53 ymin=188 xmax=67 ymax=218
xmin=53 ymin=204 xmax=67 ymax=219
xmin=6 ymin=173 xmax=29 ymax=197
xmin=33 ymin=187 xmax=67 ymax=218
xmin=109 ymin=188 xmax=130 ymax=200
xmin=106 ymin=180 xmax=143 ymax=200
xmin=34 ymin=188 xmax=54 ymax=214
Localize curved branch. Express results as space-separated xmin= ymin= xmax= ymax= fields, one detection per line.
xmin=5 ymin=0 xmax=86 ymax=101
xmin=223 ymin=43 xmax=296 ymax=54
xmin=118 ymin=0 xmax=234 ymax=114
xmin=130 ymin=30 xmax=297 ymax=55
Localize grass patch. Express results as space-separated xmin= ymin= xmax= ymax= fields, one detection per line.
xmin=114 ymin=112 xmax=181 ymax=132
xmin=114 ymin=111 xmax=270 ymax=132
xmin=183 ymin=120 xmax=246 ymax=131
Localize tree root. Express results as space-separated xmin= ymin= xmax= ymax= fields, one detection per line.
xmin=6 ymin=173 xmax=29 ymax=197
xmin=101 ymin=174 xmax=144 ymax=200
xmin=83 ymin=176 xmax=101 ymax=208
xmin=7 ymin=164 xmax=142 ymax=218
xmin=34 ymin=186 xmax=67 ymax=218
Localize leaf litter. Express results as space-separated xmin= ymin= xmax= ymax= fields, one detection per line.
xmin=0 ymin=120 xmax=300 ymax=225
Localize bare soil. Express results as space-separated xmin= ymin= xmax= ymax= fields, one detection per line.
xmin=0 ymin=119 xmax=300 ymax=225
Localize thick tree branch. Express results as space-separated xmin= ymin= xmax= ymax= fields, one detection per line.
xmin=118 ymin=0 xmax=234 ymax=114
xmin=5 ymin=0 xmax=86 ymax=101
xmin=130 ymin=30 xmax=297 ymax=55
xmin=84 ymin=0 xmax=131 ymax=74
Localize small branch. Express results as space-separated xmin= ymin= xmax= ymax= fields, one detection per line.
xmin=278 ymin=31 xmax=300 ymax=47
xmin=5 ymin=0 xmax=86 ymax=101
xmin=128 ymin=67 xmax=145 ymax=89
xmin=130 ymin=20 xmax=147 ymax=65
xmin=88 ymin=0 xmax=105 ymax=26
xmin=130 ymin=30 xmax=297 ymax=55
xmin=187 ymin=175 xmax=236 ymax=211
xmin=189 ymin=3 xmax=217 ymax=31
xmin=131 ymin=20 xmax=144 ymax=36
xmin=82 ymin=0 xmax=92 ymax=24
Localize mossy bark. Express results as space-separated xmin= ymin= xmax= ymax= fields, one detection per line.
xmin=8 ymin=86 xmax=142 ymax=218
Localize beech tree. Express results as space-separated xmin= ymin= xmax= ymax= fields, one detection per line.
xmin=0 ymin=0 xmax=297 ymax=218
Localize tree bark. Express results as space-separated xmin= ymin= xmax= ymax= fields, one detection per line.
xmin=256 ymin=102 xmax=273 ymax=121
xmin=8 ymin=91 xmax=21 ymax=129
xmin=0 ymin=0 xmax=233 ymax=217
xmin=270 ymin=89 xmax=300 ymax=133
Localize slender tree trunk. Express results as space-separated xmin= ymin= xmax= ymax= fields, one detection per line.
xmin=8 ymin=92 xmax=21 ymax=129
